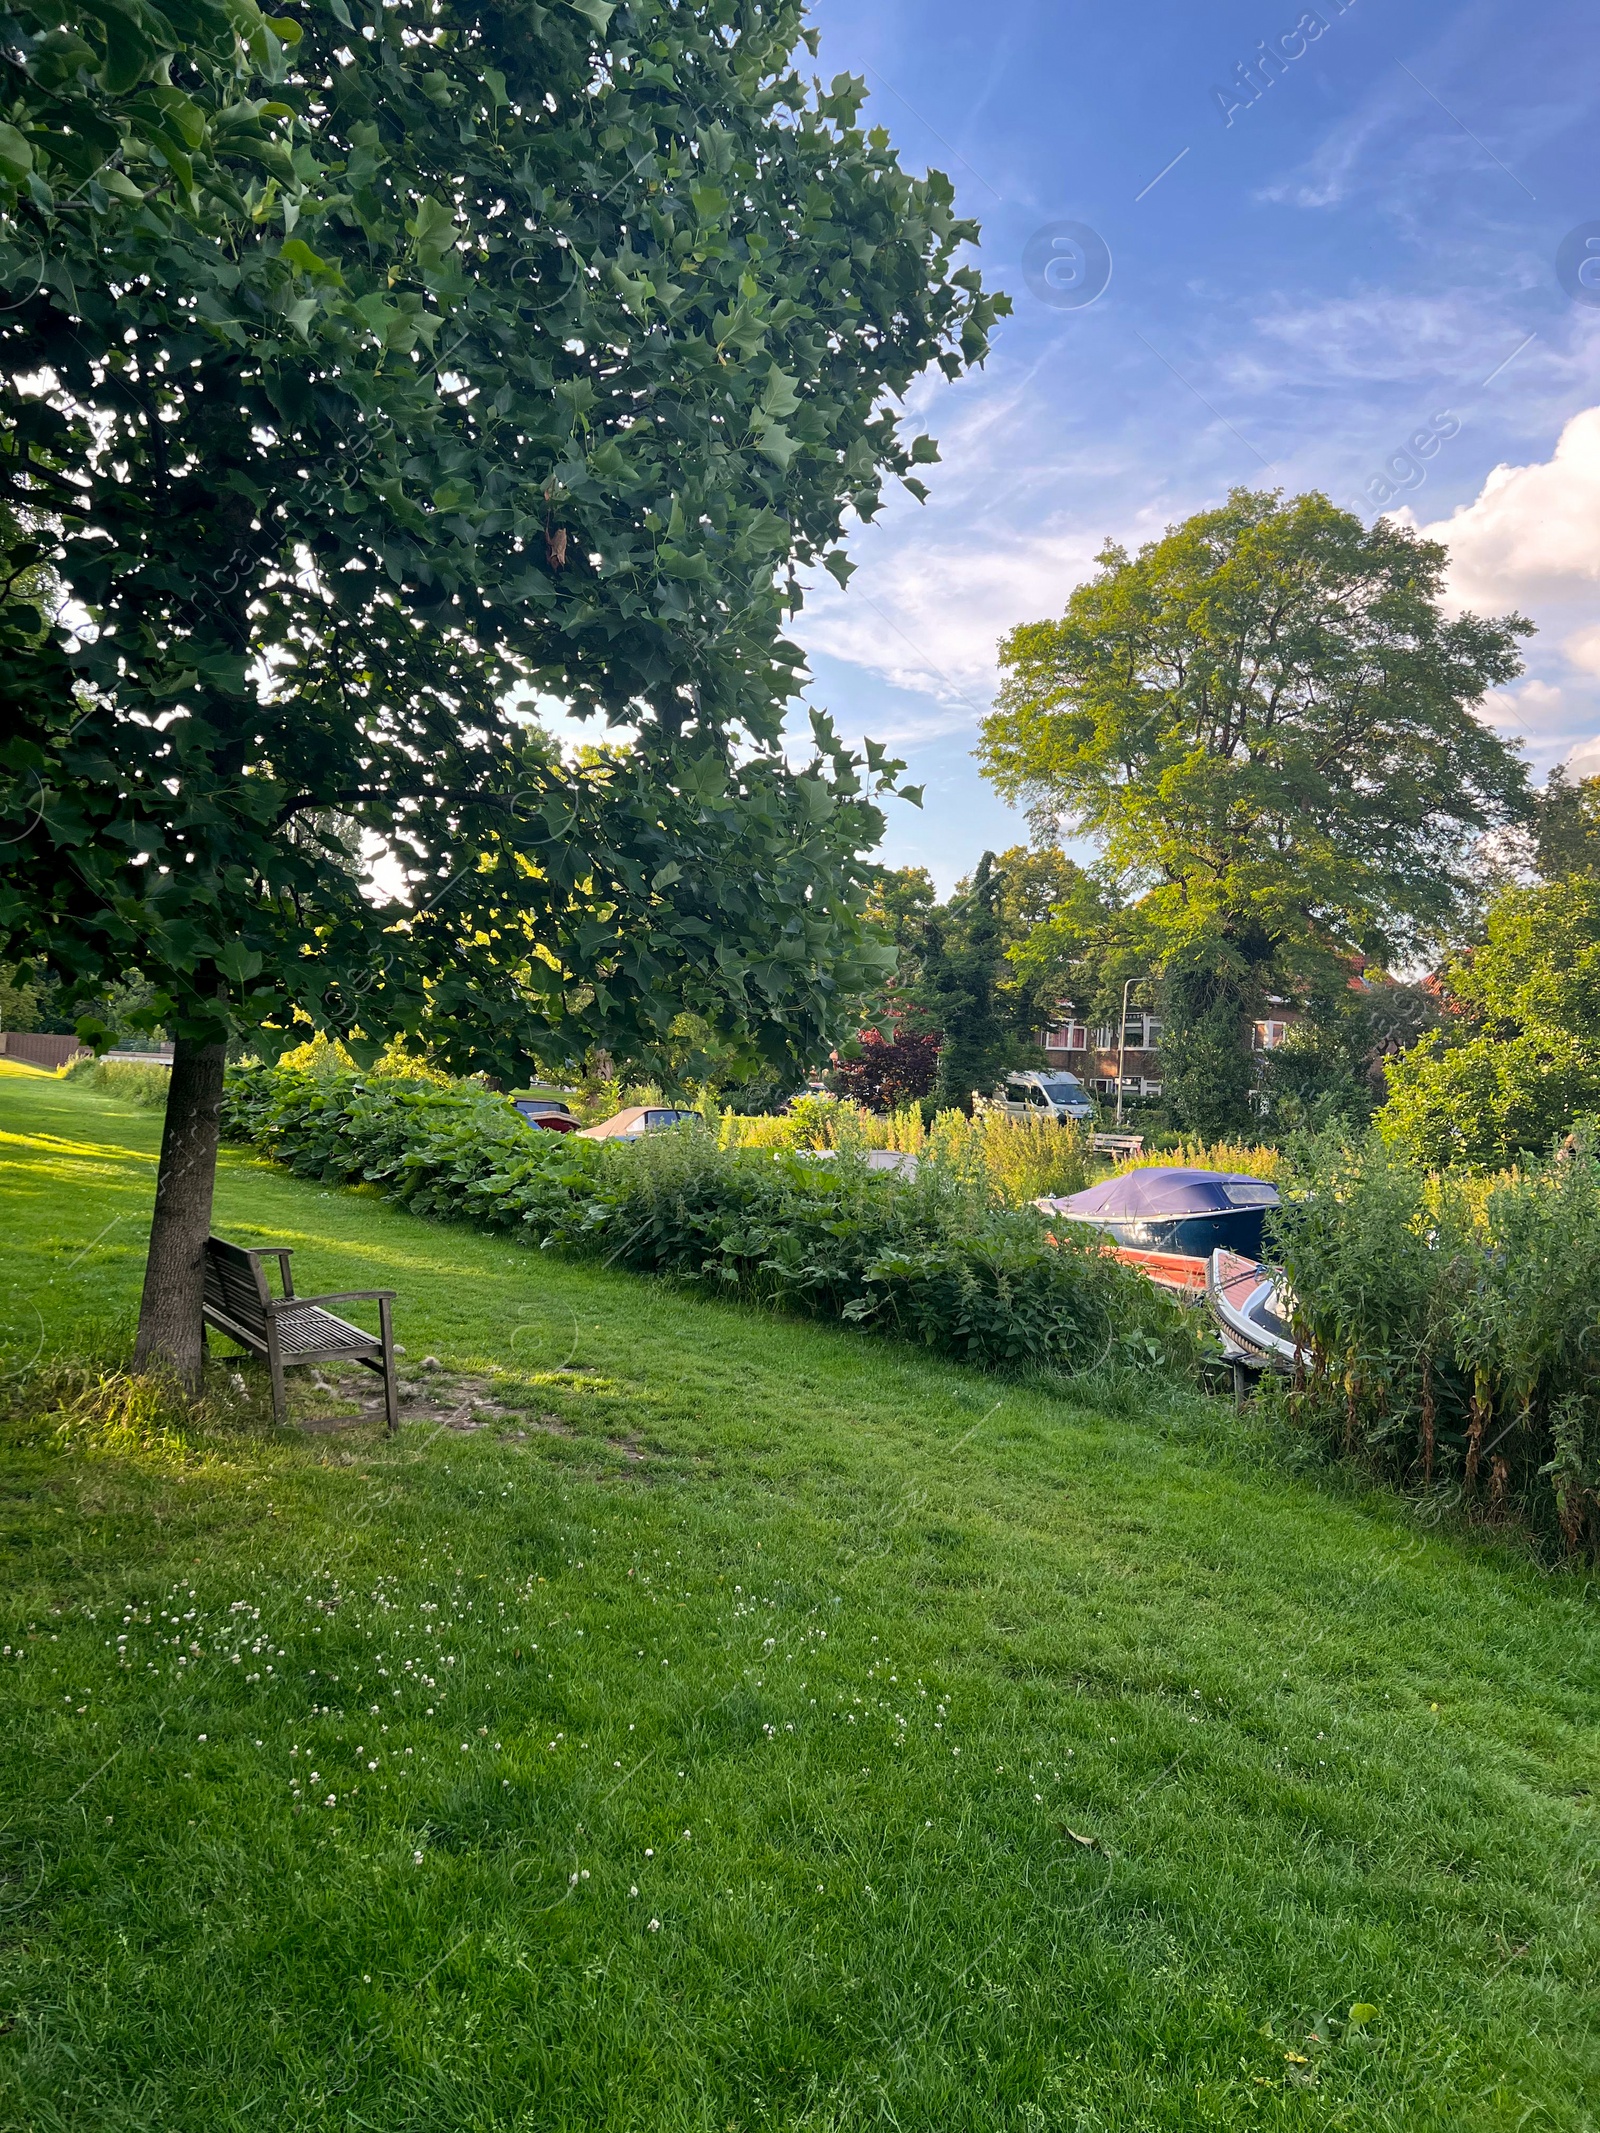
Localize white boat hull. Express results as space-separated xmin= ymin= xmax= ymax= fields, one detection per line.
xmin=1206 ymin=1249 xmax=1304 ymax=1372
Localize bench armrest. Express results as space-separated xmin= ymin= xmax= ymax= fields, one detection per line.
xmin=268 ymin=1289 xmax=397 ymax=1311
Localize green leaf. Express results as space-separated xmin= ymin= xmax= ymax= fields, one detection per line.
xmin=264 ymin=14 xmax=303 ymax=45
xmin=95 ymin=9 xmax=154 ymax=96
xmin=754 ymin=419 xmax=796 ymax=472
xmin=1346 ymin=2005 xmax=1378 ymax=2027
xmin=566 ymin=0 xmax=615 ymax=31
xmin=279 ymin=236 xmax=333 ymax=279
xmin=823 ymin=551 xmax=855 ymax=588
xmin=407 ymin=194 xmax=456 ymax=271
xmin=761 ymin=367 xmax=800 ymax=418
xmin=586 ymin=439 xmax=628 ymax=483
xmin=0 ymin=125 xmax=33 ymax=185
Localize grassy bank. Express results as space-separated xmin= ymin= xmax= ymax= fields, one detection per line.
xmin=0 ymin=1072 xmax=1596 ymax=2130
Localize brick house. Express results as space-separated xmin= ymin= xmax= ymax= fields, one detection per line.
xmin=1041 ymin=1010 xmax=1166 ymax=1102
xmin=1043 ymin=966 xmax=1383 ymax=1105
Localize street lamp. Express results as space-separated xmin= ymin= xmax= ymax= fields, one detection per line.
xmin=1115 ymin=975 xmax=1159 ymax=1129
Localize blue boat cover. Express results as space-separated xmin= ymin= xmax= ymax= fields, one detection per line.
xmin=1045 ymin=1167 xmax=1279 ymax=1220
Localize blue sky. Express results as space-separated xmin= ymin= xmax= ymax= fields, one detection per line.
xmin=786 ymin=0 xmax=1600 ymax=890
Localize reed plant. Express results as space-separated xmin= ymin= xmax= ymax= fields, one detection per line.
xmin=1272 ymin=1128 xmax=1600 ymax=1555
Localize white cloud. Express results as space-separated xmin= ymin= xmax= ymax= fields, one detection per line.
xmin=1412 ymin=405 xmax=1600 ymax=612
xmin=795 ymin=523 xmax=1106 ymax=741
xmin=1483 ymin=677 xmax=1572 ymax=743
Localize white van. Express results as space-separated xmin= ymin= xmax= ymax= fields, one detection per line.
xmin=994 ymin=1069 xmax=1096 ymax=1125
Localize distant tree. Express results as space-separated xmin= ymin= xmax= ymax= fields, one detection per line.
xmin=1158 ymin=954 xmax=1258 ymax=1137
xmin=922 ymin=854 xmax=1041 ymax=1111
xmin=1534 ymin=766 xmax=1600 ymax=880
xmin=1382 ymin=879 xmax=1600 ymax=1166
xmin=980 ymin=490 xmax=1534 ymax=1081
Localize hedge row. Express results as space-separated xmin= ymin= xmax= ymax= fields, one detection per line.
xmin=220 ymin=1064 xmax=1193 ymax=1381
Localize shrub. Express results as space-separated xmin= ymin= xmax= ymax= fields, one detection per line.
xmin=220 ymin=1062 xmax=1189 ymax=1383
xmin=1381 ymin=1031 xmax=1600 ymax=1171
xmin=1271 ymin=1129 xmax=1600 ymax=1556
xmin=65 ymin=1058 xmax=172 ymax=1108
xmin=1380 ymin=878 xmax=1600 ymax=1167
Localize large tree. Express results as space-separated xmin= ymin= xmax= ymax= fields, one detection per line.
xmin=0 ymin=0 xmax=1003 ymax=1383
xmin=979 ymin=490 xmax=1533 ymax=1001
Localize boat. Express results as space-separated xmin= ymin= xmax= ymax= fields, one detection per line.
xmin=1206 ymin=1248 xmax=1303 ymax=1372
xmin=1035 ymin=1166 xmax=1281 ymax=1298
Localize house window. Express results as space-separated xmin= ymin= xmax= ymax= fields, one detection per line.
xmin=1253 ymin=1020 xmax=1290 ymax=1051
xmin=1045 ymin=1021 xmax=1088 ymax=1051
xmin=1091 ymin=1026 xmax=1115 ymax=1050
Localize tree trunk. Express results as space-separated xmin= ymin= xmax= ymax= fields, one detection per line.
xmin=133 ymin=1032 xmax=227 ymax=1392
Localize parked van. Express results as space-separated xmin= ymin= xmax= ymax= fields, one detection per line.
xmin=993 ymin=1069 xmax=1095 ymax=1125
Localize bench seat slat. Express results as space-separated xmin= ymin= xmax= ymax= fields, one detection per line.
xmin=273 ymin=1307 xmax=380 ymax=1359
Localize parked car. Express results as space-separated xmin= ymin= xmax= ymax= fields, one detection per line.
xmin=993 ymin=1069 xmax=1095 ymax=1125
xmin=577 ymin=1105 xmax=703 ymax=1142
xmin=510 ymin=1095 xmax=582 ymax=1132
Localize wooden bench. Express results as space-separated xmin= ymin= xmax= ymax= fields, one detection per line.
xmin=1089 ymin=1131 xmax=1146 ymax=1158
xmin=202 ymin=1236 xmax=399 ymax=1431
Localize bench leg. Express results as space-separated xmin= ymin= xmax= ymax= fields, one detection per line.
xmin=379 ymin=1296 xmax=398 ymax=1435
xmin=266 ymin=1329 xmax=288 ymax=1427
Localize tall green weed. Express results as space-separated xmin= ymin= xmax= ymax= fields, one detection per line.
xmin=1272 ymin=1129 xmax=1600 ymax=1556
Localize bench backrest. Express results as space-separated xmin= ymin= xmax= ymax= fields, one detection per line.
xmin=203 ymin=1237 xmax=275 ymax=1332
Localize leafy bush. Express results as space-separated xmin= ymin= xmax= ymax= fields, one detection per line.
xmin=64 ymin=1058 xmax=172 ymax=1108
xmin=220 ymin=1063 xmax=1188 ymax=1382
xmin=1272 ymin=1129 xmax=1600 ymax=1556
xmin=1382 ymin=1031 xmax=1600 ymax=1171
xmin=1381 ymin=878 xmax=1600 ymax=1167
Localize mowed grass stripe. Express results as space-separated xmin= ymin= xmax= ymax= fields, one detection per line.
xmin=0 ymin=1072 xmax=1595 ymax=2131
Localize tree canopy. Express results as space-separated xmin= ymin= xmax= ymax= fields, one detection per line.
xmin=0 ymin=0 xmax=1004 ymax=1079
xmin=1382 ymin=879 xmax=1600 ymax=1168
xmin=979 ymin=490 xmax=1532 ymax=984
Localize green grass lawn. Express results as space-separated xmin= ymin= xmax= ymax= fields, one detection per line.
xmin=1 ymin=1072 xmax=1596 ymax=2131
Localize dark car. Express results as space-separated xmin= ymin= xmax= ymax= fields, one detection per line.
xmin=511 ymin=1096 xmax=582 ymax=1133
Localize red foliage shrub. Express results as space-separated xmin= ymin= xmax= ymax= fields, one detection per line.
xmin=828 ymin=1027 xmax=941 ymax=1111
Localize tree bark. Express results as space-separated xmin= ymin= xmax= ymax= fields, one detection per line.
xmin=133 ymin=1031 xmax=227 ymax=1392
